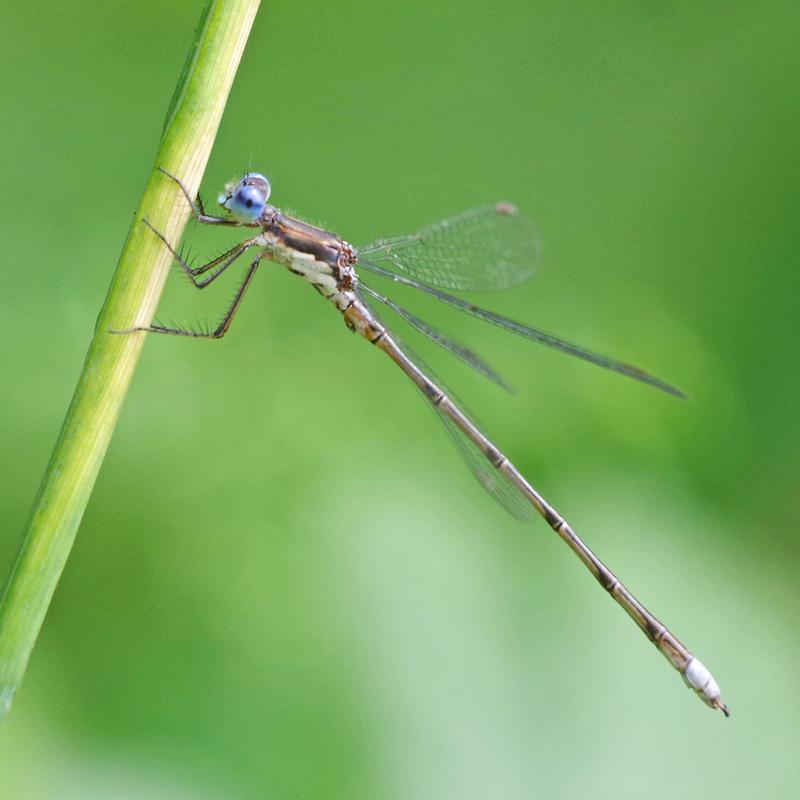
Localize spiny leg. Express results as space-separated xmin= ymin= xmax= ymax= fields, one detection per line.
xmin=142 ymin=217 xmax=257 ymax=288
xmin=118 ymin=254 xmax=263 ymax=339
xmin=157 ymin=167 xmax=249 ymax=227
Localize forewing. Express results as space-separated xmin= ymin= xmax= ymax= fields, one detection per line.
xmin=358 ymin=203 xmax=539 ymax=292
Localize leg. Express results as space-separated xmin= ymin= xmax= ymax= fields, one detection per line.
xmin=142 ymin=217 xmax=256 ymax=288
xmin=115 ymin=254 xmax=263 ymax=340
xmin=158 ymin=167 xmax=249 ymax=227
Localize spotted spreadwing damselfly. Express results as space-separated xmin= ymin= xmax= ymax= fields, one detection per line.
xmin=117 ymin=168 xmax=728 ymax=715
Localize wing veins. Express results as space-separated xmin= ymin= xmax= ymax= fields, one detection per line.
xmin=358 ymin=203 xmax=538 ymax=292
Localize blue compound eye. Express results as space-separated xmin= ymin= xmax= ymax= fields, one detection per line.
xmin=227 ymin=184 xmax=266 ymax=222
xmin=219 ymin=173 xmax=271 ymax=222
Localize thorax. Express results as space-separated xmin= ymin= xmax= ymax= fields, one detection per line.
xmin=257 ymin=208 xmax=357 ymax=297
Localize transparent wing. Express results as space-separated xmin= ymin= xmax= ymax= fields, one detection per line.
xmin=436 ymin=410 xmax=534 ymax=522
xmin=357 ymin=290 xmax=532 ymax=521
xmin=358 ymin=282 xmax=512 ymax=392
xmin=357 ymin=203 xmax=539 ymax=292
xmin=358 ymin=262 xmax=686 ymax=398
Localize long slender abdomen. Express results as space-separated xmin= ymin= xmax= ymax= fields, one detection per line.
xmin=343 ymin=298 xmax=728 ymax=715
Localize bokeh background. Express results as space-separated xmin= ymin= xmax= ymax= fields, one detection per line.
xmin=1 ymin=1 xmax=798 ymax=797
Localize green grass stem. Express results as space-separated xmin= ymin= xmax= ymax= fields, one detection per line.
xmin=0 ymin=0 xmax=261 ymax=719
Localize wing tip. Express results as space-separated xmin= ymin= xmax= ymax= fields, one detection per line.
xmin=645 ymin=374 xmax=688 ymax=399
xmin=623 ymin=363 xmax=687 ymax=399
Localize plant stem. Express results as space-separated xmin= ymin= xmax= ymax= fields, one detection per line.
xmin=0 ymin=0 xmax=261 ymax=719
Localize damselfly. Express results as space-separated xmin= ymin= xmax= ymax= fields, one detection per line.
xmin=120 ymin=168 xmax=727 ymax=715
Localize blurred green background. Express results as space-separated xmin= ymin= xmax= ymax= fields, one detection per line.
xmin=1 ymin=1 xmax=798 ymax=797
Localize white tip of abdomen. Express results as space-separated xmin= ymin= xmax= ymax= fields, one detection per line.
xmin=683 ymin=657 xmax=729 ymax=716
